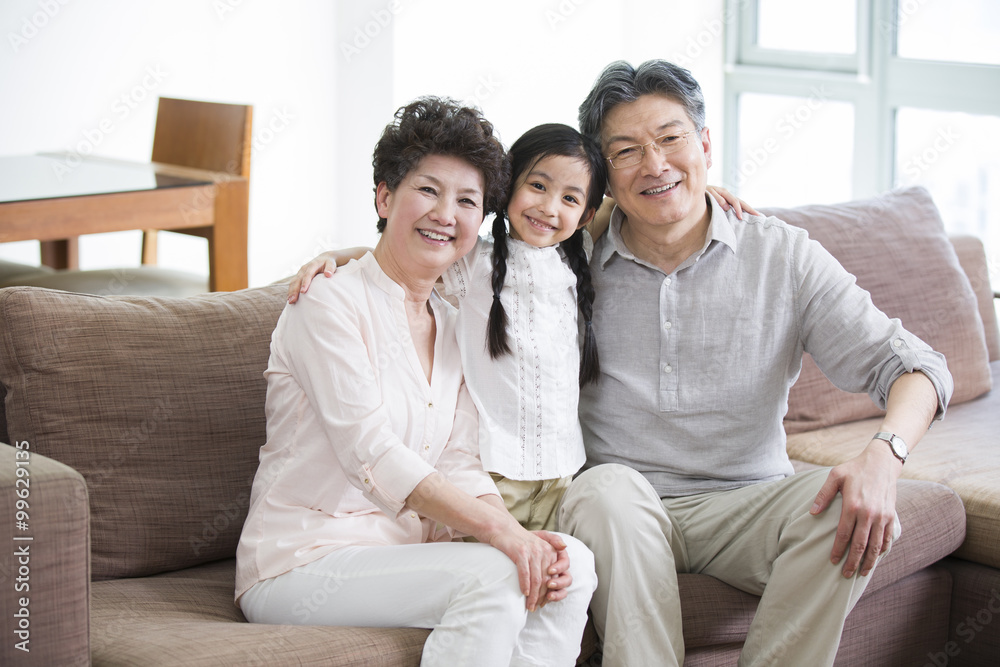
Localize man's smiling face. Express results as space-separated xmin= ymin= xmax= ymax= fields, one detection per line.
xmin=601 ymin=93 xmax=712 ymax=235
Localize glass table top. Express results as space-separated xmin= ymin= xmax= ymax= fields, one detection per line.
xmin=0 ymin=154 xmax=214 ymax=204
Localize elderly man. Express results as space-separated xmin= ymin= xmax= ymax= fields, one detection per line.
xmin=557 ymin=60 xmax=952 ymax=667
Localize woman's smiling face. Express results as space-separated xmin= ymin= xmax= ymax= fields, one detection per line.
xmin=375 ymin=154 xmax=485 ymax=280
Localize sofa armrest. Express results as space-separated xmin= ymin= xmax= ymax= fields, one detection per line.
xmin=866 ymin=479 xmax=965 ymax=596
xmin=1 ymin=441 xmax=90 ymax=666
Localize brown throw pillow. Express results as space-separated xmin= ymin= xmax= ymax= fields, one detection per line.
xmin=761 ymin=187 xmax=992 ymax=434
xmin=0 ymin=285 xmax=286 ymax=579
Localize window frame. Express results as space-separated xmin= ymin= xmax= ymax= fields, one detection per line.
xmin=723 ymin=0 xmax=1000 ymax=200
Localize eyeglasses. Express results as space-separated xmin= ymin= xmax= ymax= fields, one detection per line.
xmin=605 ymin=130 xmax=699 ymax=169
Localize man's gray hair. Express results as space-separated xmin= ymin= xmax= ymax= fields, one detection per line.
xmin=578 ymin=60 xmax=706 ymax=147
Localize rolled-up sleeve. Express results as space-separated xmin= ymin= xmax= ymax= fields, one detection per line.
xmin=793 ymin=233 xmax=954 ymax=420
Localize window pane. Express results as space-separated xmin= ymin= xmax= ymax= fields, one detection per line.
xmin=735 ymin=92 xmax=854 ymax=207
xmin=896 ymin=0 xmax=1000 ymax=66
xmin=757 ymin=0 xmax=856 ymax=54
xmin=895 ymin=108 xmax=1000 ymax=296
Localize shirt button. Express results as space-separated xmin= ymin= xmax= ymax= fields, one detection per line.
xmin=364 ymin=478 xmax=370 ymax=484
xmin=424 ymin=445 xmax=430 ymax=450
xmin=893 ymin=339 xmax=904 ymax=348
xmin=410 ymin=513 xmax=417 ymax=519
xmin=427 ymin=402 xmax=433 ymax=408
xmin=663 ymin=364 xmax=673 ymax=374
xmin=662 ymin=321 xmax=672 ymax=331
xmin=664 ymin=278 xmax=672 ymax=287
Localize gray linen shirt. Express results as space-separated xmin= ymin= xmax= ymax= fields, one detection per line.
xmin=579 ymin=196 xmax=953 ymax=497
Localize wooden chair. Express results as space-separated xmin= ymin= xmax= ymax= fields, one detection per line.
xmin=141 ymin=97 xmax=253 ymax=278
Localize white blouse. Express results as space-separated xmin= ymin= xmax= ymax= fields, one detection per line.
xmin=235 ymin=253 xmax=499 ymax=601
xmin=441 ymin=235 xmax=589 ymax=481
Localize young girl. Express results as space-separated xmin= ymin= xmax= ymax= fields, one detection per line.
xmin=442 ymin=123 xmax=606 ymax=531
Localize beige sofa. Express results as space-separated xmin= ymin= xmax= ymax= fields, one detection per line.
xmin=0 ymin=187 xmax=993 ymax=666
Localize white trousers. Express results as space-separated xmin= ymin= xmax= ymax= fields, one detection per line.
xmin=558 ymin=464 xmax=899 ymax=667
xmin=239 ymin=536 xmax=597 ymax=667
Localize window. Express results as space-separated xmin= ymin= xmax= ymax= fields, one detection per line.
xmin=725 ymin=0 xmax=1000 ymax=296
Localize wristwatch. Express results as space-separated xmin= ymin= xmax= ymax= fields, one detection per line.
xmin=874 ymin=432 xmax=908 ymax=464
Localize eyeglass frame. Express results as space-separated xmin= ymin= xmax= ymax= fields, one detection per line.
xmin=604 ymin=129 xmax=700 ymax=170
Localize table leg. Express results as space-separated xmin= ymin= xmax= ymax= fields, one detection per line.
xmin=207 ymin=177 xmax=249 ymax=292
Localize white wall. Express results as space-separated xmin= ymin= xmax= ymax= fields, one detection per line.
xmin=0 ymin=0 xmax=728 ymax=287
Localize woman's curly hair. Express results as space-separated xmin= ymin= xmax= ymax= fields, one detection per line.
xmin=372 ymin=97 xmax=511 ymax=232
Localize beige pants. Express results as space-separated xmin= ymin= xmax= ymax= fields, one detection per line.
xmin=557 ymin=464 xmax=900 ymax=667
xmin=491 ymin=473 xmax=573 ymax=532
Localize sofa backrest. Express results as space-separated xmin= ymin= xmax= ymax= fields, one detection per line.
xmin=0 ymin=284 xmax=287 ymax=579
xmin=761 ymin=187 xmax=994 ymax=434
xmin=951 ymin=234 xmax=1000 ymax=363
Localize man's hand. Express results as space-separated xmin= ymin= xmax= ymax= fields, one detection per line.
xmin=811 ymin=440 xmax=902 ymax=578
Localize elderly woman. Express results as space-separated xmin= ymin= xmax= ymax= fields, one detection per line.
xmin=235 ymin=98 xmax=597 ymax=666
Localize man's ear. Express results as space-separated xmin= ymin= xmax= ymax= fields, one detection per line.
xmin=375 ymin=181 xmax=392 ymax=218
xmin=701 ymin=127 xmax=713 ymax=170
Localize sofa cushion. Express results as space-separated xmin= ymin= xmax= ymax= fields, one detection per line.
xmin=787 ymin=361 xmax=1000 ymax=569
xmin=0 ymin=285 xmax=287 ymax=579
xmin=761 ymin=187 xmax=992 ymax=433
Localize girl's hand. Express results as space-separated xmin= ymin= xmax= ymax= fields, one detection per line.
xmin=287 ymin=248 xmax=371 ymax=303
xmin=707 ymin=185 xmax=760 ymax=220
xmin=287 ymin=252 xmax=338 ymax=303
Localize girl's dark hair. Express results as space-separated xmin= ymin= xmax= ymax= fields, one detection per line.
xmin=487 ymin=123 xmax=606 ymax=386
xmin=372 ymin=97 xmax=510 ymax=232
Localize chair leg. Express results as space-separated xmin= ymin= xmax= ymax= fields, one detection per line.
xmin=141 ymin=230 xmax=158 ymax=265
xmin=40 ymin=238 xmax=79 ymax=270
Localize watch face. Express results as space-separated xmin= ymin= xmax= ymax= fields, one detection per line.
xmin=890 ymin=436 xmax=908 ymax=459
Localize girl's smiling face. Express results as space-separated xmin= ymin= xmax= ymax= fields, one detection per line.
xmin=506 ymin=154 xmax=595 ymax=248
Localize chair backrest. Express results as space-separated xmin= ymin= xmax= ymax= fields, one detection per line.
xmin=151 ymin=97 xmax=252 ymax=178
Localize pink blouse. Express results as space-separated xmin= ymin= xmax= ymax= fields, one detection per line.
xmin=235 ymin=253 xmax=499 ymax=601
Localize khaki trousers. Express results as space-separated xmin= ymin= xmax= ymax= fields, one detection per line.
xmin=558 ymin=464 xmax=899 ymax=667
xmin=491 ymin=473 xmax=573 ymax=532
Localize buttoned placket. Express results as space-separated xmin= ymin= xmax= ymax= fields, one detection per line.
xmin=659 ymin=274 xmax=679 ymax=412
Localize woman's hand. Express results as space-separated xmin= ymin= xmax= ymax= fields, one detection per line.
xmin=707 ymin=185 xmax=760 ymax=220
xmin=487 ymin=524 xmax=561 ymax=612
xmin=534 ymin=531 xmax=573 ymax=607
